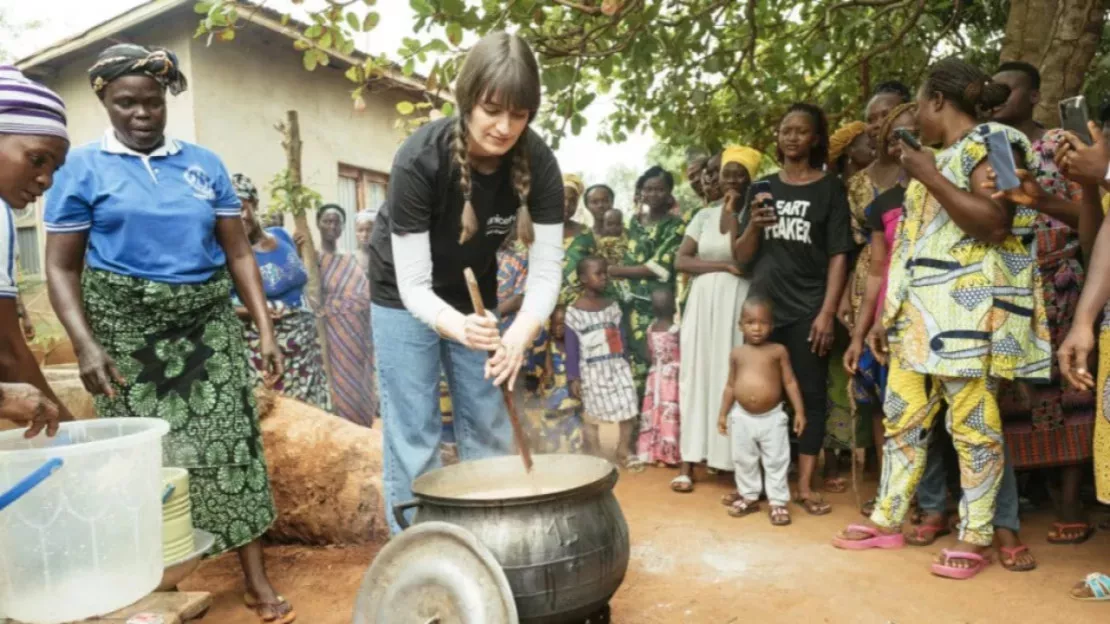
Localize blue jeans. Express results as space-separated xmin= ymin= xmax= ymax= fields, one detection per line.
xmin=916 ymin=425 xmax=1020 ymax=532
xmin=371 ymin=304 xmax=514 ymax=534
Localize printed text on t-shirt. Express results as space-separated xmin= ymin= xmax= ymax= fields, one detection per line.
xmin=486 ymin=213 xmax=516 ymax=236
xmin=762 ymin=199 xmax=811 ymax=244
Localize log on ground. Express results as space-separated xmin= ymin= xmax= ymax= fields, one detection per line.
xmin=257 ymin=389 xmax=387 ymax=545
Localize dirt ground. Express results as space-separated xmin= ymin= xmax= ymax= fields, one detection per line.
xmin=183 ymin=464 xmax=1110 ymax=624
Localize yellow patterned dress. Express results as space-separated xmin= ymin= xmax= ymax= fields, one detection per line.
xmin=844 ymin=171 xmax=882 ymax=324
xmin=1097 ymin=318 xmax=1110 ymax=504
xmin=883 ymin=124 xmax=1050 ymax=380
xmin=1094 ymin=191 xmax=1110 ymax=504
xmin=873 ymin=123 xmax=1051 ymax=546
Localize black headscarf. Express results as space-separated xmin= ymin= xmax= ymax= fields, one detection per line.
xmin=88 ymin=44 xmax=188 ymax=96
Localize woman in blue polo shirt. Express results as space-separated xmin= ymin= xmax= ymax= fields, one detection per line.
xmin=44 ymin=45 xmax=295 ymax=624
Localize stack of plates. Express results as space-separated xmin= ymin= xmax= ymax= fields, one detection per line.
xmin=161 ymin=468 xmax=195 ymax=564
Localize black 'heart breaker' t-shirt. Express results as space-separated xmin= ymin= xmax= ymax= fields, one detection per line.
xmin=740 ymin=172 xmax=854 ymax=327
xmin=369 ymin=117 xmax=564 ymax=314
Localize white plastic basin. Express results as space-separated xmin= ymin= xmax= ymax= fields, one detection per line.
xmin=0 ymin=418 xmax=169 ymax=624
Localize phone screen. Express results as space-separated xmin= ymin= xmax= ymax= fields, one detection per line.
xmin=1059 ymin=96 xmax=1093 ymax=145
xmin=985 ymin=131 xmax=1020 ymax=191
xmin=750 ymin=180 xmax=772 ymax=207
xmin=893 ymin=128 xmax=921 ymax=150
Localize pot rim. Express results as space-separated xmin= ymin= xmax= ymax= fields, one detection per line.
xmin=412 ymin=464 xmax=619 ymax=507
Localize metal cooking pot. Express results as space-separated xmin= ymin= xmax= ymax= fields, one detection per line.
xmin=393 ymin=454 xmax=629 ymax=624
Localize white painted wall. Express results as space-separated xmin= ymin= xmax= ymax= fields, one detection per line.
xmin=22 ymin=13 xmax=412 ymax=268
xmin=188 ymin=22 xmax=410 ymax=245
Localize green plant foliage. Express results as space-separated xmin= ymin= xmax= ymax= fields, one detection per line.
xmin=195 ymin=1 xmax=1106 ymax=152
xmin=267 ymin=169 xmax=323 ymax=217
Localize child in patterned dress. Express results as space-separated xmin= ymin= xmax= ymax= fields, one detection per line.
xmin=566 ymin=256 xmax=640 ymax=462
xmin=635 ymin=288 xmax=682 ymax=467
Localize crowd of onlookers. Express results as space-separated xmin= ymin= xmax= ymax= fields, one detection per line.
xmin=464 ymin=57 xmax=1110 ymax=596
xmin=4 ymin=37 xmax=1110 ymax=611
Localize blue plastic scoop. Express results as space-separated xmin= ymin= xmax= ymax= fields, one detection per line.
xmin=0 ymin=458 xmax=64 ymax=512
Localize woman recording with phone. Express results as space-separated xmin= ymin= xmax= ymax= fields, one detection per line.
xmin=733 ymin=102 xmax=854 ymax=517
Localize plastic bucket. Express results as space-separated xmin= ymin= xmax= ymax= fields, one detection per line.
xmin=0 ymin=418 xmax=169 ymax=623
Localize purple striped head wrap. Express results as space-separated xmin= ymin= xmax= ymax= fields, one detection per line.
xmin=0 ymin=65 xmax=68 ymax=142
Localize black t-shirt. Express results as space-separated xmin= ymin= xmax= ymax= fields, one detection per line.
xmin=740 ymin=173 xmax=854 ymax=327
xmin=369 ymin=117 xmax=564 ymax=313
xmin=865 ymin=185 xmax=906 ymax=233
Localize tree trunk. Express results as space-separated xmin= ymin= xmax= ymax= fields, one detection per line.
xmin=280 ymin=110 xmax=331 ymax=377
xmin=1001 ymin=0 xmax=1108 ymax=126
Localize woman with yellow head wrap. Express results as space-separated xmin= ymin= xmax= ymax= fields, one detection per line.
xmin=721 ymin=145 xmax=763 ymax=183
xmin=670 ymin=147 xmax=752 ymax=491
xmin=828 ymin=120 xmax=872 ymax=179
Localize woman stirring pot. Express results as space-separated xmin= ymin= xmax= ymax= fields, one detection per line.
xmin=369 ymin=32 xmax=564 ymax=534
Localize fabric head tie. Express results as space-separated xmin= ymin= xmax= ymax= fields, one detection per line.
xmin=232 ymin=173 xmax=258 ymax=202
xmin=563 ymin=173 xmax=585 ymax=197
xmin=827 ymin=121 xmax=868 ymax=164
xmin=89 ymin=43 xmax=188 ymax=96
xmin=721 ymin=145 xmax=762 ymax=181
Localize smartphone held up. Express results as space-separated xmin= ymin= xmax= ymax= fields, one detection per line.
xmin=748 ymin=179 xmax=776 ymax=228
xmin=750 ymin=179 xmax=773 ymax=206
xmin=1059 ymin=96 xmax=1093 ymax=145
xmin=984 ymin=130 xmax=1021 ymax=191
xmin=893 ymin=128 xmax=921 ymax=151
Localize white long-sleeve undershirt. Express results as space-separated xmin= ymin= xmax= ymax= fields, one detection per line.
xmin=392 ymin=222 xmax=564 ymax=332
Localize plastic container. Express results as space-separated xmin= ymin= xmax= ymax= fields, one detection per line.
xmin=161 ymin=468 xmax=194 ymax=564
xmin=0 ymin=418 xmax=169 ymax=624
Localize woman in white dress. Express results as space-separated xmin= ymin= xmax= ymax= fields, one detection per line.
xmin=672 ymin=146 xmax=761 ymax=493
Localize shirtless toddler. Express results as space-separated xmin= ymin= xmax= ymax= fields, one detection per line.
xmin=716 ymin=295 xmax=805 ymax=526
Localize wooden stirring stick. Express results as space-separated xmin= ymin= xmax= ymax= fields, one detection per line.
xmin=463 ymin=268 xmax=534 ymax=472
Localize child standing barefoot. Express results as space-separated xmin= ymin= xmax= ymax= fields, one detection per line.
xmin=717 ymin=295 xmax=806 ymax=526
xmin=566 ymin=256 xmax=640 ymax=463
xmin=635 ymin=289 xmax=682 ymax=467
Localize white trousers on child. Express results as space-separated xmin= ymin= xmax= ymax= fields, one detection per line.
xmin=729 ymin=402 xmax=791 ymax=506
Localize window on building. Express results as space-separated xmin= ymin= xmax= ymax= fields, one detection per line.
xmin=337 ymin=165 xmax=388 ymax=253
xmin=17 ymin=226 xmax=41 ymax=278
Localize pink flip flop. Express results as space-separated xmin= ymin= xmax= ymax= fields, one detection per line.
xmin=832 ymin=524 xmax=906 ymax=550
xmin=931 ymin=549 xmax=991 ymax=580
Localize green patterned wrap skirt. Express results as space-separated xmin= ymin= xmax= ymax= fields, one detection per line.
xmin=82 ymin=268 xmax=276 ymax=556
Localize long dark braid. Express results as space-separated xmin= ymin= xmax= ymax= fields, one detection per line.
xmin=510 ymin=132 xmax=535 ymax=246
xmin=454 ymin=116 xmax=479 ymax=245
